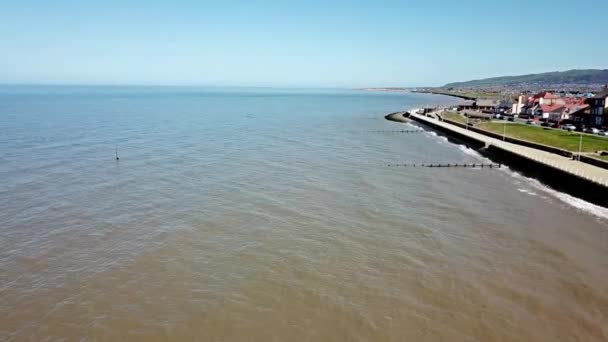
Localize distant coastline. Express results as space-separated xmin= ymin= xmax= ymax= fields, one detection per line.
xmin=360 ymin=87 xmax=475 ymax=101
xmin=410 ymin=90 xmax=475 ymax=100
xmin=358 ymin=87 xmax=411 ymax=93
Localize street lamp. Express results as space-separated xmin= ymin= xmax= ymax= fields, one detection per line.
xmin=578 ymin=133 xmax=583 ymax=161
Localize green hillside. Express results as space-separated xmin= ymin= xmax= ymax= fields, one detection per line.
xmin=444 ymin=69 xmax=608 ymax=88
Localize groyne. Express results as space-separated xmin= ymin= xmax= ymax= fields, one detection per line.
xmin=384 ymin=111 xmax=409 ymax=123
xmin=386 ymin=111 xmax=608 ymax=207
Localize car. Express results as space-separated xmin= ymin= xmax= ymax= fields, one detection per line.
xmin=507 ymin=117 xmax=515 ymax=122
xmin=550 ymin=123 xmax=559 ymax=128
xmin=526 ymin=120 xmax=536 ymax=125
xmin=599 ymin=131 xmax=608 ymax=136
xmin=585 ymin=127 xmax=600 ymax=134
xmin=540 ymin=122 xmax=550 ymax=127
xmin=562 ymin=124 xmax=576 ymax=131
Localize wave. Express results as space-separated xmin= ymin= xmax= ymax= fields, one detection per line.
xmin=456 ymin=144 xmax=489 ymax=160
xmin=510 ymin=171 xmax=608 ymax=220
xmin=517 ymin=188 xmax=538 ymax=196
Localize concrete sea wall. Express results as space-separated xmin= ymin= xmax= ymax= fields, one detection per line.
xmin=386 ymin=112 xmax=608 ymax=207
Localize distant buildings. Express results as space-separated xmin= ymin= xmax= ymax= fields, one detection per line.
xmin=507 ymin=88 xmax=608 ymax=127
xmin=457 ymin=99 xmax=511 ymax=113
xmin=450 ymin=85 xmax=608 ymax=128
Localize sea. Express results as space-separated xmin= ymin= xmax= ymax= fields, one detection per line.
xmin=1 ymin=86 xmax=607 ymax=341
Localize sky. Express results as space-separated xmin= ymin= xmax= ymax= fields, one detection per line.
xmin=1 ymin=0 xmax=607 ymax=87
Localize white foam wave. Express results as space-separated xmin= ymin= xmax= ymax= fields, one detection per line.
xmin=456 ymin=145 xmax=487 ymax=160
xmin=517 ymin=188 xmax=538 ymax=196
xmin=509 ymin=171 xmax=608 ymax=220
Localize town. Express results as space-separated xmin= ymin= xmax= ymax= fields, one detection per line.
xmin=408 ymin=84 xmax=608 ymax=171
xmin=452 ymin=85 xmax=608 ymax=131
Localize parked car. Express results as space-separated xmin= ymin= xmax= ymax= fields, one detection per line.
xmin=507 ymin=117 xmax=515 ymax=122
xmin=562 ymin=124 xmax=577 ymax=131
xmin=550 ymin=123 xmax=559 ymax=128
xmin=540 ymin=122 xmax=550 ymax=127
xmin=599 ymin=130 xmax=608 ymax=136
xmin=585 ymin=127 xmax=600 ymax=134
xmin=526 ymin=120 xmax=536 ymax=125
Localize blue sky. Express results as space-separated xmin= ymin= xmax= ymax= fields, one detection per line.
xmin=1 ymin=0 xmax=607 ymax=87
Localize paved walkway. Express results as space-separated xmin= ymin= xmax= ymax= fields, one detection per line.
xmin=410 ymin=113 xmax=608 ymax=188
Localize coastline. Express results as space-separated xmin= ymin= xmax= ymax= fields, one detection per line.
xmin=361 ymin=88 xmax=475 ymax=101
xmin=386 ymin=110 xmax=608 ymax=208
xmin=410 ymin=90 xmax=475 ymax=100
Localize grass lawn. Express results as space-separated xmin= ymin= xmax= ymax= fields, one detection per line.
xmin=441 ymin=111 xmax=468 ymax=124
xmin=476 ymin=122 xmax=608 ymax=152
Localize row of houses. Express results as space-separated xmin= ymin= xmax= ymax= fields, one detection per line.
xmin=457 ymin=86 xmax=608 ymax=128
xmin=513 ymin=87 xmax=608 ymax=127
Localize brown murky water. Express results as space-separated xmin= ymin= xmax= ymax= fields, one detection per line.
xmin=1 ymin=87 xmax=607 ymax=341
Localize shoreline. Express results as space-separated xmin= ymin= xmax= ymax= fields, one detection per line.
xmin=410 ymin=90 xmax=475 ymax=100
xmin=384 ymin=111 xmax=409 ymax=122
xmin=386 ymin=110 xmax=608 ymax=208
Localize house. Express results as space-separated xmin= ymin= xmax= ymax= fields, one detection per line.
xmin=476 ymin=99 xmax=501 ymax=113
xmin=457 ymin=100 xmax=476 ymax=111
xmin=540 ymin=104 xmax=566 ymax=122
xmin=585 ymin=86 xmax=608 ymax=127
xmin=512 ymin=95 xmax=528 ymax=115
xmin=512 ymin=91 xmax=587 ymax=123
xmin=564 ymin=105 xmax=589 ymax=125
xmin=516 ymin=92 xmax=561 ymax=118
xmin=525 ymin=104 xmax=543 ymax=118
xmin=536 ymin=96 xmax=588 ymax=123
xmin=537 ymin=92 xmax=562 ymax=105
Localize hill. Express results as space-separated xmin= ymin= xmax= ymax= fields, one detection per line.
xmin=444 ymin=69 xmax=608 ymax=88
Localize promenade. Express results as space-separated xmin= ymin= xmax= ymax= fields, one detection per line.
xmin=409 ymin=113 xmax=608 ymax=188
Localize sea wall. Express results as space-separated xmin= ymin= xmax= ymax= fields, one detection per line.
xmin=579 ymin=155 xmax=608 ymax=170
xmin=399 ymin=113 xmax=608 ymax=207
xmin=408 ymin=115 xmax=486 ymax=148
xmin=486 ymin=145 xmax=607 ymax=207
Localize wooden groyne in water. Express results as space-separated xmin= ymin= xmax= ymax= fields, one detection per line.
xmin=388 ymin=163 xmax=502 ymax=168
xmin=385 ymin=111 xmax=608 ymax=207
